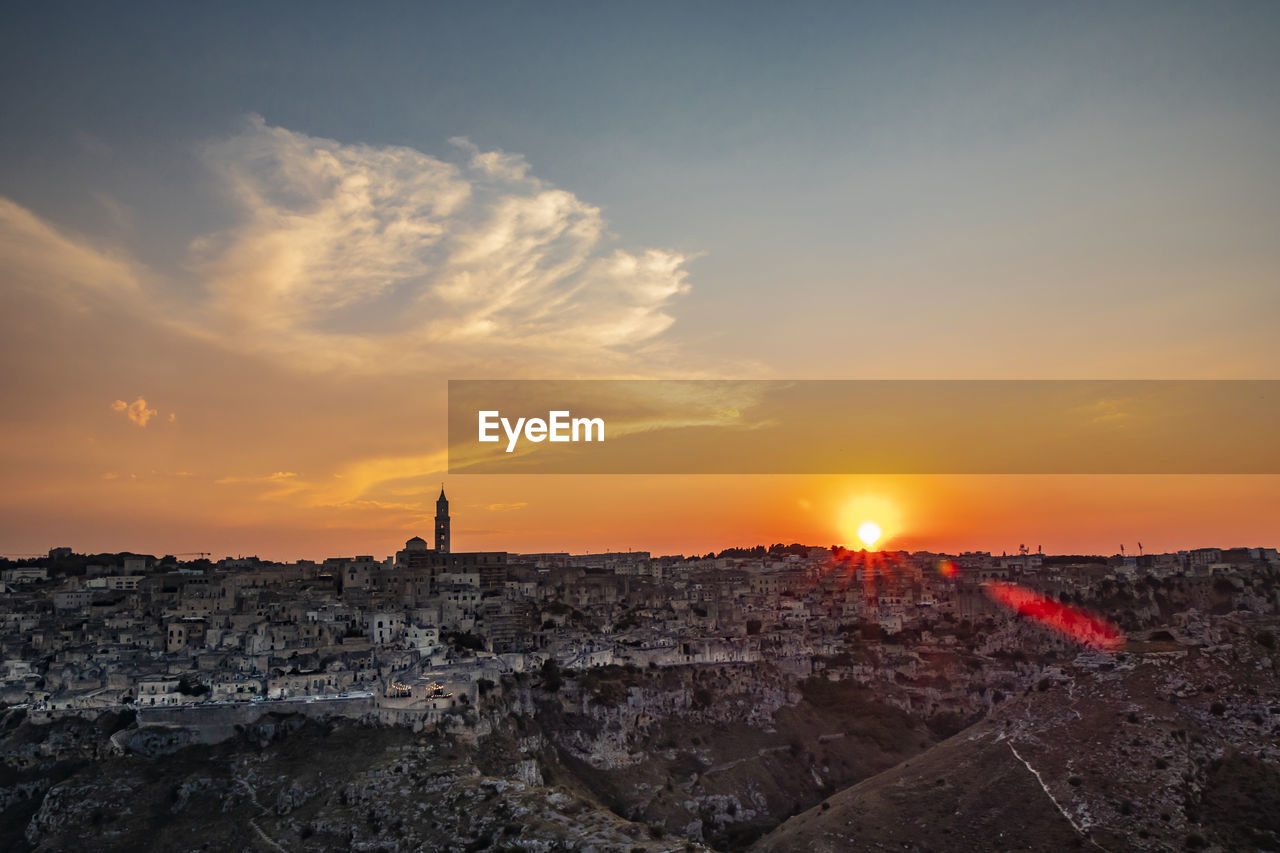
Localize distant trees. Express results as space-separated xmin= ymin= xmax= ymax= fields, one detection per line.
xmin=1041 ymin=554 xmax=1109 ymax=566
xmin=715 ymin=542 xmax=813 ymax=559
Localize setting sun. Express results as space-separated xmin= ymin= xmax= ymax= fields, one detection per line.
xmin=838 ymin=492 xmax=902 ymax=551
xmin=857 ymin=520 xmax=882 ymax=548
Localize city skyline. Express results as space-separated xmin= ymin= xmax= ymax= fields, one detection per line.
xmin=7 ymin=478 xmax=1277 ymax=564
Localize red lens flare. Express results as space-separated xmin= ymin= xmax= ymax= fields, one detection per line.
xmin=823 ymin=548 xmax=914 ymax=612
xmin=983 ymin=581 xmax=1125 ymax=651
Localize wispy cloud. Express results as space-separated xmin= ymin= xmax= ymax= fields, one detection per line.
xmin=484 ymin=501 xmax=529 ymax=512
xmin=0 ymin=198 xmax=140 ymax=306
xmin=213 ymin=470 xmax=306 ymax=501
xmin=450 ymin=136 xmax=531 ymax=182
xmin=304 ymin=452 xmax=449 ymax=508
xmin=181 ymin=116 xmax=692 ymax=373
xmin=214 ymin=471 xmax=300 ymax=485
xmin=0 ymin=116 xmax=694 ymax=378
xmin=208 ymin=451 xmax=450 ymax=512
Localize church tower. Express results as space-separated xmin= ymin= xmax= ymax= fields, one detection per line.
xmin=435 ymin=487 xmax=450 ymax=554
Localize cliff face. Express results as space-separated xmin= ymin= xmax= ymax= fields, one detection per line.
xmin=0 ymin=658 xmax=948 ymax=852
xmin=9 ymin=713 xmax=688 ymax=853
xmin=753 ymin=622 xmax=1280 ymax=853
xmin=10 ymin=616 xmax=1274 ymax=853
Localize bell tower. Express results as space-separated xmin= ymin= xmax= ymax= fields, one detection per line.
xmin=435 ymin=487 xmax=450 ymax=554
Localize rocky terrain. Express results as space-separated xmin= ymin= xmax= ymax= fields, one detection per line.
xmin=755 ymin=615 xmax=1280 ymax=852
xmin=3 ymin=611 xmax=1277 ymax=852
xmin=0 ymin=659 xmax=953 ymax=852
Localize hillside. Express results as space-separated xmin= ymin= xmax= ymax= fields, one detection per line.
xmin=754 ymin=615 xmax=1280 ymax=852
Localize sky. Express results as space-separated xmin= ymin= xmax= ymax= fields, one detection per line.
xmin=1 ymin=2 xmax=1278 ymax=560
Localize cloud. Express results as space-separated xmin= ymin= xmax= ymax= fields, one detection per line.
xmin=213 ymin=470 xmax=306 ymax=501
xmin=210 ymin=453 xmax=449 ymax=512
xmin=450 ymin=136 xmax=531 ymax=182
xmin=110 ymin=396 xmax=157 ymax=426
xmin=304 ymin=452 xmax=448 ymax=508
xmin=214 ymin=471 xmax=300 ymax=485
xmin=178 ymin=116 xmax=692 ymax=373
xmin=484 ymin=502 xmax=529 ymax=512
xmin=0 ymin=116 xmax=696 ymax=378
xmin=0 ymin=198 xmax=141 ymax=306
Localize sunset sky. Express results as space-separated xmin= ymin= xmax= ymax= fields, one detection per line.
xmin=2 ymin=3 xmax=1278 ymax=560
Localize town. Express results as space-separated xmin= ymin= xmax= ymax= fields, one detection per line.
xmin=3 ymin=493 xmax=1280 ymax=850
xmin=3 ymin=489 xmax=1276 ymax=734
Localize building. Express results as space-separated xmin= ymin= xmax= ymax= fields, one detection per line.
xmin=435 ymin=487 xmax=450 ymax=554
xmin=367 ymin=611 xmax=405 ymax=645
xmin=393 ymin=490 xmax=507 ymax=594
xmin=54 ymin=590 xmax=93 ymax=610
xmin=166 ymin=618 xmax=207 ymax=653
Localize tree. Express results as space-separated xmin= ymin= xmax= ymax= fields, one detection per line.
xmin=176 ymin=676 xmax=207 ymax=696
xmin=541 ymin=659 xmax=563 ymax=693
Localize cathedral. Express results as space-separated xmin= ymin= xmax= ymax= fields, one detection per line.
xmin=392 ymin=488 xmax=506 ymax=598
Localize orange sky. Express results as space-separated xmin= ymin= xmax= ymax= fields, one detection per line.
xmin=1 ymin=116 xmax=1278 ymax=561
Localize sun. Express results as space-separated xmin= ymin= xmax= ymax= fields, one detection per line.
xmin=838 ymin=493 xmax=901 ymax=551
xmin=857 ymin=520 xmax=882 ymax=548
xmin=829 ymin=491 xmax=901 ymax=550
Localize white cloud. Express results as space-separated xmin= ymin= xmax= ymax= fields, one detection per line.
xmin=0 ymin=117 xmax=696 ymax=378
xmin=178 ymin=116 xmax=692 ymax=373
xmin=450 ymin=136 xmax=532 ymax=182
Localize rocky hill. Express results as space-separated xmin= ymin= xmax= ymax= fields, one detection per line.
xmin=4 ymin=613 xmax=1276 ymax=852
xmin=753 ymin=615 xmax=1280 ymax=852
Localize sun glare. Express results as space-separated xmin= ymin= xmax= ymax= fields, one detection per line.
xmin=838 ymin=493 xmax=902 ymax=551
xmin=857 ymin=520 xmax=882 ymax=548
